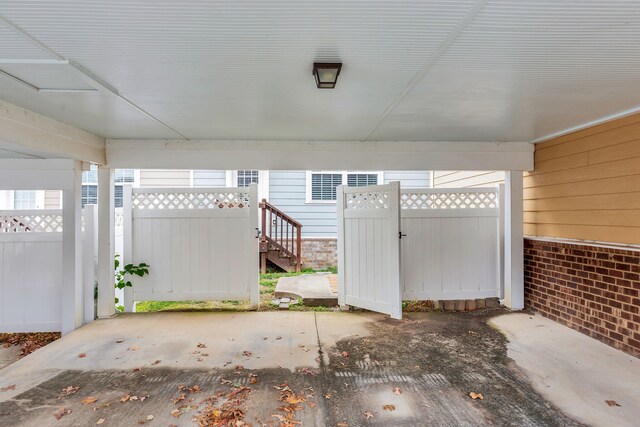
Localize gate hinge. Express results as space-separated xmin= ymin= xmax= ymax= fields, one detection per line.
xmin=255 ymin=228 xmax=261 ymax=239
xmin=399 ymin=231 xmax=407 ymax=239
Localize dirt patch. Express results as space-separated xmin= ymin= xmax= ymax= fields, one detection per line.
xmin=323 ymin=309 xmax=583 ymax=426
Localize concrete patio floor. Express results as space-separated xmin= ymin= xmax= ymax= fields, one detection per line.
xmin=0 ymin=310 xmax=636 ymax=426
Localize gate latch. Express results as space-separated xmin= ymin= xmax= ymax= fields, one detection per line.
xmin=399 ymin=231 xmax=407 ymax=239
xmin=255 ymin=228 xmax=261 ymax=239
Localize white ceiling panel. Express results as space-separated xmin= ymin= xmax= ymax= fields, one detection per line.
xmin=0 ymin=74 xmax=179 ymax=139
xmin=0 ymin=1 xmax=639 ymax=142
xmin=0 ymin=17 xmax=54 ymax=60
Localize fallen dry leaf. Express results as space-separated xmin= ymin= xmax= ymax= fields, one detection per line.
xmin=393 ymin=387 xmax=402 ymax=395
xmin=341 ymin=351 xmax=349 ymax=357
xmin=242 ymin=350 xmax=253 ymax=357
xmin=93 ymin=403 xmax=111 ymax=411
xmin=96 ymin=418 xmax=105 ymax=425
xmin=81 ymin=396 xmax=98 ymax=405
xmin=170 ymin=408 xmax=181 ymax=418
xmin=116 ymin=339 xmax=125 ymax=343
xmin=276 ymin=336 xmax=282 ymax=340
xmin=469 ymin=392 xmax=484 ymax=400
xmin=0 ymin=385 xmax=16 ymax=392
xmin=197 ymin=342 xmax=207 ymax=348
xmin=53 ymin=407 xmax=71 ymax=420
xmin=606 ymin=400 xmax=621 ymax=407
xmin=61 ymin=386 xmax=80 ymax=396
xmin=78 ymin=353 xmax=87 ymax=358
xmin=383 ymin=404 xmax=396 ymax=411
xmin=364 ymin=411 xmax=375 ymax=419
xmin=151 ymin=360 xmax=161 ymax=365
xmin=337 ymin=423 xmax=348 ymax=427
xmin=120 ymin=394 xmax=131 ymax=403
xmin=128 ymin=346 xmax=140 ymax=351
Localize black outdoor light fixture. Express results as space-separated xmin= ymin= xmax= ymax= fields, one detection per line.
xmin=313 ymin=62 xmax=342 ymax=89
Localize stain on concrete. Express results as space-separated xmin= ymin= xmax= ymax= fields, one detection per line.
xmin=0 ymin=309 xmax=583 ymax=426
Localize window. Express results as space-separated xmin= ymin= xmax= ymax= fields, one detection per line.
xmin=311 ymin=173 xmax=342 ymax=201
xmin=236 ymin=170 xmax=259 ymax=187
xmin=306 ymin=171 xmax=382 ymax=203
xmin=13 ymin=191 xmax=37 ymax=209
xmin=81 ymin=166 xmax=135 ymax=207
xmin=347 ymin=173 xmax=379 ymax=187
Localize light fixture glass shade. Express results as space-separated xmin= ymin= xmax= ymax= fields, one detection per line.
xmin=313 ymin=63 xmax=342 ymax=89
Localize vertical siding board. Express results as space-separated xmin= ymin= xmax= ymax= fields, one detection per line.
xmin=0 ymin=243 xmax=4 ymax=325
xmin=5 ymin=243 xmax=24 ymax=326
xmin=374 ymin=218 xmax=383 ymax=305
xmin=459 ymin=218 xmax=480 ymax=291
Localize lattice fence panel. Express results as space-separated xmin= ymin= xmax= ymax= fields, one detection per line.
xmin=132 ymin=191 xmax=251 ymax=210
xmin=345 ymin=191 xmax=389 ymax=209
xmin=0 ymin=213 xmax=63 ymax=232
xmin=400 ymin=191 xmax=498 ymax=210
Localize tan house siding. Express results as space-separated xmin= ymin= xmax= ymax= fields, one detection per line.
xmin=433 ymin=171 xmax=504 ymax=188
xmin=139 ymin=169 xmax=191 ymax=188
xmin=44 ymin=190 xmax=62 ymax=209
xmin=524 ymin=115 xmax=640 ymax=245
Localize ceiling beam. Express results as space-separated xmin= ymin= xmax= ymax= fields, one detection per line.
xmin=106 ymin=139 xmax=534 ymax=171
xmin=0 ymin=98 xmax=105 ymax=163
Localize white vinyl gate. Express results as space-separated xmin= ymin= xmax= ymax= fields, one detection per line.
xmin=400 ymin=188 xmax=501 ymax=300
xmin=122 ymin=185 xmax=259 ymax=309
xmin=337 ymin=182 xmax=402 ymax=319
xmin=338 ymin=184 xmax=502 ymax=319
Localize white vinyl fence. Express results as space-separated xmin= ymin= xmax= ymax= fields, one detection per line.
xmin=122 ymin=186 xmax=259 ymax=309
xmin=0 ymin=207 xmax=97 ymax=332
xmin=400 ymin=188 xmax=501 ymax=300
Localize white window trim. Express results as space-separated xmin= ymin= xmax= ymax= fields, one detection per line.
xmin=305 ymin=171 xmax=383 ymax=204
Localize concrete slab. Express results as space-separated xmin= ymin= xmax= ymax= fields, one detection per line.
xmin=491 ymin=313 xmax=640 ymax=427
xmin=275 ymin=273 xmax=338 ymax=306
xmin=0 ymin=310 xmax=589 ymax=426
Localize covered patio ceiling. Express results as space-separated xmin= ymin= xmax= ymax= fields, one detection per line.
xmin=0 ymin=0 xmax=639 ymax=150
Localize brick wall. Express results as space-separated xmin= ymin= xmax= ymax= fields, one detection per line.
xmin=301 ymin=238 xmax=337 ymax=270
xmin=524 ymin=238 xmax=640 ymax=357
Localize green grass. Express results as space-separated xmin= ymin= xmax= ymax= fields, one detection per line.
xmin=135 ymin=268 xmax=337 ymax=313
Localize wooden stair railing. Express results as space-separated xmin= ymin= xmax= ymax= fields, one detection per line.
xmin=259 ymin=199 xmax=302 ymax=273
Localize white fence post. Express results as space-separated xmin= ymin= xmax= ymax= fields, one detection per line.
xmin=389 ymin=181 xmax=402 ymax=320
xmin=336 ymin=185 xmax=346 ymax=308
xmin=498 ymin=183 xmax=506 ymax=300
xmin=122 ymin=184 xmax=134 ymax=312
xmin=249 ymin=183 xmax=260 ymax=306
xmin=82 ymin=205 xmax=98 ymax=324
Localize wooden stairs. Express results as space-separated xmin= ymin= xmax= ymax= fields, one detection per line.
xmin=259 ymin=199 xmax=303 ymax=273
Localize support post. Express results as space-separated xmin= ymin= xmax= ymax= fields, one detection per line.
xmin=83 ymin=204 xmax=98 ymax=323
xmin=61 ymin=161 xmax=83 ymax=335
xmin=504 ymin=171 xmax=524 ymax=310
xmin=97 ymin=167 xmax=116 ymax=318
xmin=122 ymin=184 xmax=134 ymax=312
